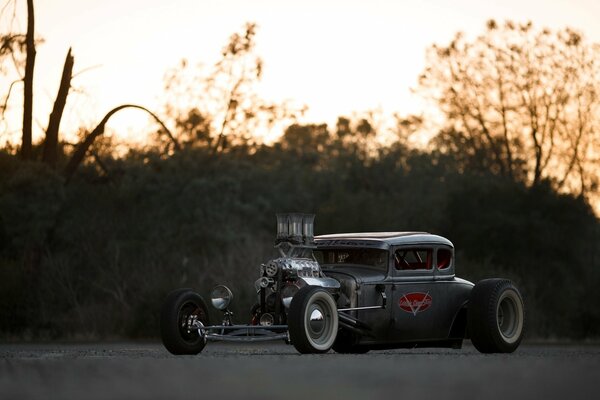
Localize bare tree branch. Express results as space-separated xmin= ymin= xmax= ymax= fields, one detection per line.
xmin=64 ymin=104 xmax=180 ymax=182
xmin=0 ymin=78 xmax=20 ymax=119
xmin=43 ymin=47 xmax=74 ymax=168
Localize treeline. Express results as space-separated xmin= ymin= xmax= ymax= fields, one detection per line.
xmin=2 ymin=16 xmax=600 ymax=340
xmin=0 ymin=123 xmax=598 ymax=339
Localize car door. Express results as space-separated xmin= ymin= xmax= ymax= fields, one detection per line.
xmin=390 ymin=246 xmax=450 ymax=341
xmin=430 ymin=246 xmax=472 ymax=339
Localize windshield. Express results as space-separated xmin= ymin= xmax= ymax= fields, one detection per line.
xmin=314 ymin=248 xmax=388 ymax=272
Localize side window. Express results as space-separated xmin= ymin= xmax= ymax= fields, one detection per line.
xmin=437 ymin=248 xmax=452 ymax=270
xmin=394 ymin=248 xmax=433 ymax=270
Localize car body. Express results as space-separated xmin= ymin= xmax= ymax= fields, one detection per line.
xmin=160 ymin=214 xmax=524 ymax=355
xmin=314 ymin=231 xmax=472 ymax=350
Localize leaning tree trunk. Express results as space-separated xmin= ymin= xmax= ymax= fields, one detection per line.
xmin=63 ymin=104 xmax=180 ymax=182
xmin=42 ymin=48 xmax=74 ymax=168
xmin=21 ymin=0 xmax=36 ymax=160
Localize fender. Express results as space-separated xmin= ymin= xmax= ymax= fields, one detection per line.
xmin=448 ymin=300 xmax=469 ymax=339
xmin=298 ymin=277 xmax=341 ymax=289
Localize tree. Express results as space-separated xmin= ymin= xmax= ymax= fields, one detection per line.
xmin=281 ymin=123 xmax=329 ymax=151
xmin=162 ymin=23 xmax=300 ymax=153
xmin=21 ymin=0 xmax=34 ymax=160
xmin=0 ymin=0 xmax=37 ymax=157
xmin=1 ymin=0 xmax=73 ymax=164
xmin=419 ymin=20 xmax=600 ymax=196
xmin=42 ymin=47 xmax=73 ymax=168
xmin=0 ymin=0 xmax=175 ymax=177
xmin=64 ymin=104 xmax=179 ymax=182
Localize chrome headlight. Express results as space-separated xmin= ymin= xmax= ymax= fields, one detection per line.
xmin=210 ymin=285 xmax=233 ymax=310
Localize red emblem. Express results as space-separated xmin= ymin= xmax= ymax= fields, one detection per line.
xmin=399 ymin=292 xmax=432 ymax=315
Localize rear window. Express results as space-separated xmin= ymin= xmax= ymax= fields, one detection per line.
xmin=394 ymin=248 xmax=433 ymax=270
xmin=314 ymin=248 xmax=388 ymax=272
xmin=437 ymin=248 xmax=452 ymax=270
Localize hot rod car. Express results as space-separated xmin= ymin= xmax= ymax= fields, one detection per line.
xmin=160 ymin=213 xmax=524 ymax=354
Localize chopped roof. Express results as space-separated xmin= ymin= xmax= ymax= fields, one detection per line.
xmin=315 ymin=232 xmax=453 ymax=248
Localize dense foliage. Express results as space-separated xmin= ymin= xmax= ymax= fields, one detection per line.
xmin=1 ymin=18 xmax=599 ymax=341
xmin=0 ymin=128 xmax=598 ymax=339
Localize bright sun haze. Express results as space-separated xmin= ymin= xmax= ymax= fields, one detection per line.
xmin=2 ymin=0 xmax=599 ymax=145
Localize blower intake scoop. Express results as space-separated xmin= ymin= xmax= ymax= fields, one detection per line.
xmin=276 ymin=213 xmax=315 ymax=246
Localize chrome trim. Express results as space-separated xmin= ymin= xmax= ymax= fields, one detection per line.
xmin=338 ymin=290 xmax=386 ymax=311
xmin=191 ymin=324 xmax=289 ymax=342
xmin=338 ymin=305 xmax=384 ymax=312
xmin=198 ymin=324 xmax=288 ymax=331
xmin=299 ymin=277 xmax=341 ymax=289
xmin=389 ymin=278 xmax=474 ymax=285
xmin=206 ymin=333 xmax=288 ymax=342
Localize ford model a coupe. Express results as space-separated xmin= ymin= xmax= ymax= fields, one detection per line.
xmin=160 ymin=213 xmax=525 ymax=355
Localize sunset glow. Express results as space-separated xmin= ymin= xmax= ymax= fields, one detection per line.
xmin=1 ymin=0 xmax=599 ymax=145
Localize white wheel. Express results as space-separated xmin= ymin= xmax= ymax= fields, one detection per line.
xmin=288 ymin=286 xmax=338 ymax=353
xmin=497 ymin=289 xmax=524 ymax=344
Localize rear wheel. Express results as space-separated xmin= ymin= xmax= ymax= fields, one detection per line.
xmin=288 ymin=286 xmax=338 ymax=354
xmin=160 ymin=288 xmax=210 ymax=355
xmin=468 ymin=279 xmax=524 ymax=353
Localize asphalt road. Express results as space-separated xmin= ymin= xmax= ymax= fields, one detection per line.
xmin=1 ymin=342 xmax=598 ymax=400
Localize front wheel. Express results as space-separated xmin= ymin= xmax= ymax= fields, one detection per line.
xmin=160 ymin=288 xmax=210 ymax=355
xmin=288 ymin=286 xmax=339 ymax=354
xmin=468 ymin=279 xmax=525 ymax=353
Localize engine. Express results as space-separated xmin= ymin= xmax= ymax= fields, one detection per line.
xmin=252 ymin=213 xmax=339 ymax=326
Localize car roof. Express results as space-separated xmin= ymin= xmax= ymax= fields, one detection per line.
xmin=315 ymin=232 xmax=453 ymax=248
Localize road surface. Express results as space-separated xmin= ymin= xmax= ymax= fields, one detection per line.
xmin=1 ymin=342 xmax=598 ymax=399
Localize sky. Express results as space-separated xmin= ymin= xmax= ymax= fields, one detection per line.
xmin=1 ymin=0 xmax=600 ymax=145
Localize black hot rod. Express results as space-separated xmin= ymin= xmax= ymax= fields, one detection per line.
xmin=160 ymin=213 xmax=524 ymax=354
